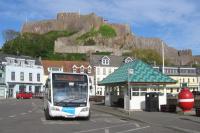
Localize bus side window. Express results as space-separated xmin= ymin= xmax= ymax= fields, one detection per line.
xmin=45 ymin=79 xmax=51 ymax=102
xmin=48 ymin=89 xmax=51 ymax=102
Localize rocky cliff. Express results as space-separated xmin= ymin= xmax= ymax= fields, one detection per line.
xmin=21 ymin=12 xmax=193 ymax=66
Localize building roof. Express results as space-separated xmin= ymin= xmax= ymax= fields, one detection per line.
xmin=99 ymin=59 xmax=176 ymax=85
xmin=0 ymin=53 xmax=41 ymax=65
xmin=89 ymin=55 xmax=132 ymax=67
xmin=42 ymin=60 xmax=91 ymax=75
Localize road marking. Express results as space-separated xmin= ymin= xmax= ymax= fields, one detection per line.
xmin=28 ymin=110 xmax=32 ymax=113
xmin=41 ymin=118 xmax=79 ymax=125
xmin=115 ymin=126 xmax=150 ymax=133
xmin=134 ymin=123 xmax=140 ymax=128
xmin=105 ymin=128 xmax=109 ymax=133
xmin=73 ymin=123 xmax=137 ymax=133
xmin=20 ymin=113 xmax=27 ymax=115
xmin=9 ymin=115 xmax=16 ymax=118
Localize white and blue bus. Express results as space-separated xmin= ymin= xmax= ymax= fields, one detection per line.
xmin=44 ymin=72 xmax=90 ymax=120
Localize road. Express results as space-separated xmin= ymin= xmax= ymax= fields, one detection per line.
xmin=0 ymin=99 xmax=189 ymax=133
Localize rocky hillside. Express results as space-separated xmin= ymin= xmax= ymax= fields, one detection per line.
xmin=21 ymin=12 xmax=193 ymax=65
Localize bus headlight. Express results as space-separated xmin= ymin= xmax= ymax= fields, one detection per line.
xmin=81 ymin=107 xmax=89 ymax=112
xmin=50 ymin=106 xmax=60 ymax=111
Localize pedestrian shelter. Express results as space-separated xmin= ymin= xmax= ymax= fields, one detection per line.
xmin=99 ymin=60 xmax=176 ymax=111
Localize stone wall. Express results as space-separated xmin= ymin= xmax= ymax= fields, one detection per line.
xmin=54 ymin=38 xmax=129 ymax=55
xmin=22 ymin=12 xmax=132 ymax=37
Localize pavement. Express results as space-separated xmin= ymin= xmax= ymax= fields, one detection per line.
xmin=91 ymin=102 xmax=200 ymax=133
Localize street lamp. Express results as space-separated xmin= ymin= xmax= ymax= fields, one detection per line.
xmin=128 ymin=68 xmax=134 ymax=100
xmin=162 ymin=41 xmax=165 ymax=74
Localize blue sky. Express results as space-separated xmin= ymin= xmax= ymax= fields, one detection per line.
xmin=0 ymin=0 xmax=200 ymax=55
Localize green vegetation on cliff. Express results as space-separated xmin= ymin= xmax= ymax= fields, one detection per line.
xmin=2 ymin=31 xmax=88 ymax=60
xmin=77 ymin=24 xmax=117 ymax=45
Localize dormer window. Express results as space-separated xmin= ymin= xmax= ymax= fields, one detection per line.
xmin=101 ymin=56 xmax=110 ymax=65
xmin=125 ymin=57 xmax=133 ymax=63
xmin=5 ymin=57 xmax=15 ymax=65
xmin=27 ymin=60 xmax=35 ymax=67
xmin=17 ymin=59 xmax=25 ymax=66
xmin=87 ymin=65 xmax=92 ymax=74
xmin=48 ymin=67 xmax=63 ymax=72
xmin=80 ymin=65 xmax=85 ymax=73
xmin=72 ymin=65 xmax=77 ymax=73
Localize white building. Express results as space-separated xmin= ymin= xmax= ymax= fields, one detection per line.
xmin=0 ymin=54 xmax=44 ymax=98
xmin=90 ymin=55 xmax=133 ymax=96
xmin=154 ymin=66 xmax=199 ymax=94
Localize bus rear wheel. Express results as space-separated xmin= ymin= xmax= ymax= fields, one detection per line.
xmin=44 ymin=108 xmax=52 ymax=120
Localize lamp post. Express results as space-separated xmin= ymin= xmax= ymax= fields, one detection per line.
xmin=128 ymin=68 xmax=134 ymax=100
xmin=162 ymin=41 xmax=165 ymax=74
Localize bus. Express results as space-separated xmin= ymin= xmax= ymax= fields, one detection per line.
xmin=44 ymin=72 xmax=90 ymax=120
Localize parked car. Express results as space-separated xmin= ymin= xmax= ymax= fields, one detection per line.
xmin=33 ymin=92 xmax=44 ymax=99
xmin=16 ymin=92 xmax=33 ymax=99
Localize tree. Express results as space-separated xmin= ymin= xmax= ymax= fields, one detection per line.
xmin=2 ymin=29 xmax=20 ymax=42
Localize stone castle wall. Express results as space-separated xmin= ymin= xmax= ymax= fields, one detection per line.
xmin=22 ymin=12 xmax=131 ymax=36
xmin=54 ymin=38 xmax=129 ymax=55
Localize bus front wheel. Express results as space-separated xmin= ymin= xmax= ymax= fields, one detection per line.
xmin=84 ymin=111 xmax=91 ymax=120
xmin=44 ymin=108 xmax=52 ymax=120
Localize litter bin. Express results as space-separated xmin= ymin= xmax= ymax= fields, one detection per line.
xmin=145 ymin=93 xmax=159 ymax=112
xmin=196 ymin=107 xmax=200 ymax=117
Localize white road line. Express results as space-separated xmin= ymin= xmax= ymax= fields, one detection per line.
xmin=20 ymin=113 xmax=27 ymax=115
xmin=8 ymin=115 xmax=16 ymax=118
xmin=105 ymin=128 xmax=109 ymax=133
xmin=134 ymin=123 xmax=140 ymax=128
xmin=115 ymin=126 xmax=150 ymax=133
xmin=73 ymin=123 xmax=136 ymax=133
xmin=28 ymin=110 xmax=32 ymax=113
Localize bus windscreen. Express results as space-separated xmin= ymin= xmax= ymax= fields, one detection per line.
xmin=52 ymin=73 xmax=88 ymax=107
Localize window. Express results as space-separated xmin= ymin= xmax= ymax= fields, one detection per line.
xmin=102 ymin=59 xmax=109 ymax=65
xmin=132 ymin=88 xmax=139 ymax=96
xmin=37 ymin=73 xmax=40 ymax=82
xmin=188 ymin=78 xmax=190 ymax=83
xmin=29 ymin=86 xmax=32 ymax=92
xmin=27 ymin=60 xmax=35 ymax=67
xmin=20 ymin=72 xmax=24 ymax=81
xmin=80 ymin=66 xmax=84 ymax=73
xmin=140 ymin=88 xmax=147 ymax=96
xmin=0 ymin=73 xmax=2 ymax=78
xmin=48 ymin=67 xmax=63 ymax=72
xmin=101 ymin=56 xmax=110 ymax=65
xmin=72 ymin=65 xmax=77 ymax=73
xmin=108 ymin=68 xmax=111 ymax=74
xmin=11 ymin=72 xmax=15 ymax=81
xmin=97 ymin=68 xmax=100 ymax=75
xmin=87 ymin=66 xmax=92 ymax=73
xmin=29 ymin=73 xmax=32 ymax=81
xmin=103 ymin=68 xmax=106 ymax=75
xmin=125 ymin=57 xmax=133 ymax=63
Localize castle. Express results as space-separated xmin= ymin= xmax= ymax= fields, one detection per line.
xmin=21 ymin=12 xmax=195 ymax=66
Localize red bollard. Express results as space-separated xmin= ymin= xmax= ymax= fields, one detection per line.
xmin=178 ymin=88 xmax=194 ymax=112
